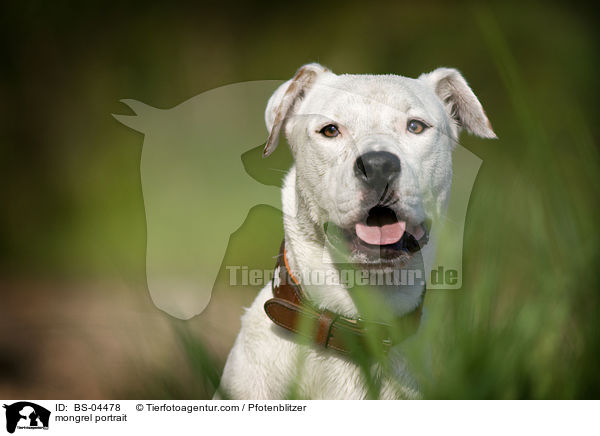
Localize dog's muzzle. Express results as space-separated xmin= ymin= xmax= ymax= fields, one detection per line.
xmin=324 ymin=150 xmax=429 ymax=263
xmin=353 ymin=151 xmax=404 ymax=246
xmin=325 ymin=207 xmax=430 ymax=264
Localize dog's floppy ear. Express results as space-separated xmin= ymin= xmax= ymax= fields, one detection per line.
xmin=263 ymin=63 xmax=330 ymax=157
xmin=420 ymin=67 xmax=497 ymax=139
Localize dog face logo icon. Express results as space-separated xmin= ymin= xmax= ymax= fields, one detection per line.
xmin=3 ymin=402 xmax=50 ymax=434
xmin=113 ymin=80 xmax=482 ymax=319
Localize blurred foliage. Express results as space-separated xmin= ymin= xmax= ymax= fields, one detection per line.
xmin=0 ymin=0 xmax=598 ymax=398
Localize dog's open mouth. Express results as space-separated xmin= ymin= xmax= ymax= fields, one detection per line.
xmin=324 ymin=206 xmax=430 ymax=263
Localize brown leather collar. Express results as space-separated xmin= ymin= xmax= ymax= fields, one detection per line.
xmin=264 ymin=241 xmax=424 ymax=356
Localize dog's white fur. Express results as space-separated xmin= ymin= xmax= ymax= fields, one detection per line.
xmin=218 ymin=64 xmax=495 ymax=399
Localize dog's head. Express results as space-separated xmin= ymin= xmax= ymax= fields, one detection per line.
xmin=264 ymin=63 xmax=496 ymax=268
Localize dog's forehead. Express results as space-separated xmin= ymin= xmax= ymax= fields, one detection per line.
xmin=299 ymin=73 xmax=441 ymax=119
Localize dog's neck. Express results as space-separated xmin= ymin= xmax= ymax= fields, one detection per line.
xmin=281 ymin=168 xmax=425 ymax=320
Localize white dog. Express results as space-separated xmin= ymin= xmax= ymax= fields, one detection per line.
xmin=218 ymin=63 xmax=496 ymax=399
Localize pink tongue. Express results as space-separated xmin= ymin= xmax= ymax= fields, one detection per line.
xmin=355 ymin=221 xmax=406 ymax=245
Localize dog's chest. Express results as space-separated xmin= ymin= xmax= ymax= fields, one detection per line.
xmin=292 ymin=348 xmax=419 ymax=400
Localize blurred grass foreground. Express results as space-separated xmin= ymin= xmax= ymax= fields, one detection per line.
xmin=0 ymin=2 xmax=598 ymax=399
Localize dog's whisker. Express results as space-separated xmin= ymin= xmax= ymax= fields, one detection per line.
xmin=379 ymin=187 xmax=395 ymax=207
xmin=379 ymin=183 xmax=389 ymax=204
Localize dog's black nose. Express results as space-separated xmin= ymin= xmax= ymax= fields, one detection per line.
xmin=354 ymin=151 xmax=401 ymax=189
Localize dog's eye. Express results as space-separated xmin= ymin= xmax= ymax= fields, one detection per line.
xmin=407 ymin=119 xmax=427 ymax=134
xmin=319 ymin=124 xmax=340 ymax=138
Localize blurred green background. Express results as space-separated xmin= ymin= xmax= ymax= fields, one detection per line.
xmin=0 ymin=0 xmax=598 ymax=399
